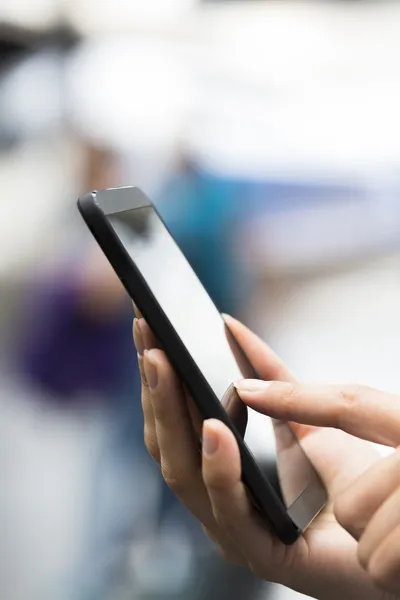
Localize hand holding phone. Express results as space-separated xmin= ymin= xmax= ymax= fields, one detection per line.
xmin=136 ymin=315 xmax=386 ymax=599
xmin=78 ymin=187 xmax=391 ymax=598
xmin=78 ymin=186 xmax=327 ymax=544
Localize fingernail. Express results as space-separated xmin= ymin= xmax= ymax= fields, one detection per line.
xmin=234 ymin=379 xmax=273 ymax=394
xmin=138 ymin=318 xmax=149 ymax=350
xmin=133 ymin=318 xmax=145 ymax=356
xmin=144 ymin=351 xmax=158 ymax=389
xmin=202 ymin=421 xmax=219 ymax=456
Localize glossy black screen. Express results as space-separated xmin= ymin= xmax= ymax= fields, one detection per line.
xmin=109 ymin=206 xmax=318 ymax=513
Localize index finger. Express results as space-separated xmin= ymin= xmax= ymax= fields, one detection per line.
xmin=223 ymin=315 xmax=313 ymax=439
xmin=236 ymin=381 xmax=400 ymax=447
xmin=223 ymin=315 xmax=296 ymax=384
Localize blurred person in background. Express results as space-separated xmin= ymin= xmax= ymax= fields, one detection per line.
xmin=158 ymin=153 xmax=251 ymax=319
xmin=12 ymin=138 xmax=266 ymax=599
xmin=12 ymin=141 xmax=151 ymax=599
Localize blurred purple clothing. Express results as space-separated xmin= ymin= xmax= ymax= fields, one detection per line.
xmin=16 ymin=272 xmax=136 ymax=402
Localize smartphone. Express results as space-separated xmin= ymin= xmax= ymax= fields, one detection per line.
xmin=78 ymin=186 xmax=327 ymax=545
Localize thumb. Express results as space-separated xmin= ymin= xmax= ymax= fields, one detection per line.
xmin=235 ymin=380 xmax=400 ymax=447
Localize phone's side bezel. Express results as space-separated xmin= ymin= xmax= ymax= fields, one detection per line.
xmin=78 ymin=188 xmax=326 ymax=545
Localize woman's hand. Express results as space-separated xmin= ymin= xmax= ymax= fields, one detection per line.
xmin=133 ymin=312 xmax=396 ymax=600
xmin=236 ymin=378 xmax=400 ymax=596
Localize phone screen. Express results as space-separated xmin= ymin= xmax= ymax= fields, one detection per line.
xmin=108 ymin=206 xmax=318 ymax=515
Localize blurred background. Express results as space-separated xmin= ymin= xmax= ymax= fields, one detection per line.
xmin=1 ymin=1 xmax=400 ymax=599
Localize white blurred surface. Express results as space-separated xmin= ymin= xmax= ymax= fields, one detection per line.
xmin=0 ymin=0 xmax=59 ymax=29
xmin=272 ymin=586 xmax=308 ymax=600
xmin=263 ymin=254 xmax=400 ymax=392
xmin=0 ymin=376 xmax=101 ymax=600
xmin=66 ymin=0 xmax=197 ymax=33
xmin=243 ymin=195 xmax=400 ymax=275
xmin=0 ymin=138 xmax=78 ymax=278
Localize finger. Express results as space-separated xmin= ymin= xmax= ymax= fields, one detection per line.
xmin=143 ymin=349 xmax=217 ymax=530
xmin=202 ymin=419 xmax=285 ymax=578
xmin=236 ymin=380 xmax=400 ymax=447
xmin=186 ymin=393 xmax=203 ymax=439
xmin=358 ymin=463 xmax=400 ymax=568
xmin=300 ymin=428 xmax=380 ymax=497
xmin=223 ymin=315 xmax=296 ymax=383
xmin=133 ymin=317 xmax=145 ymax=359
xmin=134 ymin=316 xmax=202 ymax=434
xmin=334 ymin=450 xmax=400 ymax=541
xmin=364 ymin=523 xmax=400 ymax=594
xmin=223 ymin=315 xmax=313 ymax=439
xmin=133 ymin=318 xmax=159 ymax=462
xmin=143 ymin=348 xmax=244 ymax=562
xmin=137 ymin=318 xmax=161 ymax=352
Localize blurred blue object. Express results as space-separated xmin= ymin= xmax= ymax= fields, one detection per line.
xmin=16 ymin=273 xmax=136 ymax=401
xmin=157 ymin=159 xmax=253 ymax=317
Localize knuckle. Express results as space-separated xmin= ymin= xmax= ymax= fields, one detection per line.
xmin=161 ymin=464 xmax=193 ymax=496
xmin=280 ymin=383 xmax=299 ymax=411
xmin=339 ymin=385 xmax=369 ymax=407
xmin=139 ymin=365 xmax=149 ymax=389
xmin=152 ymin=399 xmax=168 ymax=422
xmin=144 ymin=428 xmax=160 ymax=463
xmin=148 ymin=392 xmax=169 ymax=423
xmin=163 ymin=474 xmax=184 ymax=494
xmin=336 ymin=385 xmax=370 ymax=428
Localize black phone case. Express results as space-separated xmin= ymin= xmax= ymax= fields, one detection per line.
xmin=78 ymin=188 xmax=311 ymax=545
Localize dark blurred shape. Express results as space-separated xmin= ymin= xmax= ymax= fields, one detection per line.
xmin=0 ymin=23 xmax=79 ymax=151
xmin=0 ymin=23 xmax=79 ymax=68
xmin=0 ymin=25 xmax=30 ymax=68
xmin=15 ymin=272 xmax=132 ymax=400
xmin=193 ymin=555 xmax=266 ymax=600
xmin=35 ymin=24 xmax=80 ymax=52
xmin=13 ymin=140 xmax=129 ymax=401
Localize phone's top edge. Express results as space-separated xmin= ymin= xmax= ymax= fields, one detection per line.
xmin=94 ymin=186 xmax=151 ymax=215
xmin=77 ymin=191 xmax=96 ymax=213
